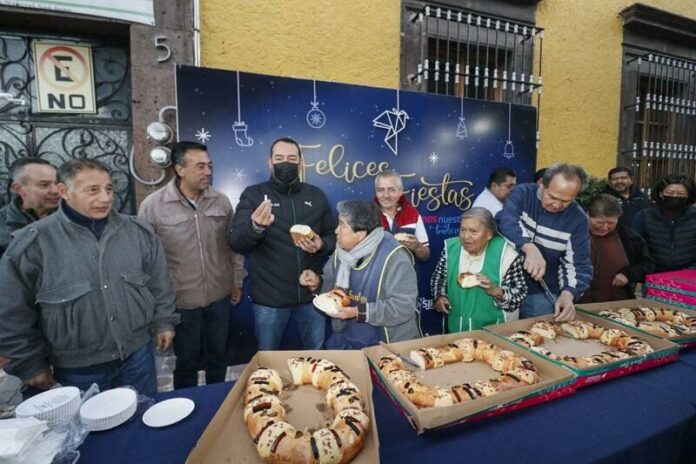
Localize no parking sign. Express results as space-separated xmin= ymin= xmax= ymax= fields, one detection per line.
xmin=33 ymin=42 xmax=96 ymax=114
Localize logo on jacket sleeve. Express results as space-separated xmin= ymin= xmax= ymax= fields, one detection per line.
xmin=304 ymin=201 xmax=313 ymax=207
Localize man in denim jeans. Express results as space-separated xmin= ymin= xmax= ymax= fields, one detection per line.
xmin=0 ymin=159 xmax=178 ymax=397
xmin=228 ymin=137 xmax=336 ymax=350
xmin=140 ymin=141 xmax=246 ymax=388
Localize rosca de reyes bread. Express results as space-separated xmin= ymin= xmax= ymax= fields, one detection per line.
xmin=377 ymin=338 xmax=540 ymax=408
xmin=509 ymin=320 xmax=655 ymax=369
xmin=290 ymin=225 xmax=316 ymax=246
xmin=244 ymin=358 xmax=370 ymax=464
xmin=314 ymin=289 xmax=350 ymax=314
xmin=457 ymin=272 xmax=480 ymax=288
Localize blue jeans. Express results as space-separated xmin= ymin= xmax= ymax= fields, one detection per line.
xmin=173 ymin=298 xmax=230 ymax=389
xmin=53 ymin=343 xmax=157 ymax=397
xmin=520 ymin=292 xmax=556 ymax=319
xmin=253 ymin=303 xmax=325 ymax=350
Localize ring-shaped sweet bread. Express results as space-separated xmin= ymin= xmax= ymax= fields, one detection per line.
xmin=243 ymin=358 xmax=370 ymax=464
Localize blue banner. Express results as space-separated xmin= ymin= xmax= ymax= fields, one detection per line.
xmin=175 ymin=65 xmax=536 ymax=358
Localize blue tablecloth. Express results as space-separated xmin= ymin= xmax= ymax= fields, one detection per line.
xmin=79 ymin=355 xmax=696 ymax=464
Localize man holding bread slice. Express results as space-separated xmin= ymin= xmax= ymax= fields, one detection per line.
xmin=374 ymin=170 xmax=430 ymax=262
xmin=228 ymin=137 xmax=336 ymax=350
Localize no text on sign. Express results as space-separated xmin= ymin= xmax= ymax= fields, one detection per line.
xmin=33 ymin=42 xmax=96 ymax=114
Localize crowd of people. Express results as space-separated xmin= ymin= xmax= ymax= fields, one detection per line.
xmin=1 ymin=137 xmax=695 ymax=399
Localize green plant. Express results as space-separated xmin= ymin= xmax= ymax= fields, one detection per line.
xmin=576 ymin=176 xmax=608 ymax=210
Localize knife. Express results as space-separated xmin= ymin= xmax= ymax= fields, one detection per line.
xmin=521 ymin=251 xmax=557 ymax=306
xmin=537 ymin=277 xmax=557 ymax=306
xmin=379 ymin=341 xmax=421 ymax=370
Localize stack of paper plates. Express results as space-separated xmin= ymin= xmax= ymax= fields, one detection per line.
xmin=79 ymin=388 xmax=138 ymax=432
xmin=15 ymin=386 xmax=81 ymax=424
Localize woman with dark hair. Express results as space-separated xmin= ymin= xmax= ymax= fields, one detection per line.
xmin=578 ymin=194 xmax=655 ymax=303
xmin=300 ymin=200 xmax=421 ymax=348
xmin=633 ymin=174 xmax=696 ymax=273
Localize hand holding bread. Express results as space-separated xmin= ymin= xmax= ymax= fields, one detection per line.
xmin=290 ymin=224 xmax=323 ymax=253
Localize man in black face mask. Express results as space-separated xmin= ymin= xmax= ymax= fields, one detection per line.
xmin=633 ymin=174 xmax=696 ymax=273
xmin=228 ymin=137 xmax=337 ymax=350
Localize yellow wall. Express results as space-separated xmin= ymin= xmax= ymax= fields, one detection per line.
xmin=536 ymin=0 xmax=695 ymax=177
xmin=201 ymin=0 xmax=695 ymax=177
xmin=200 ymin=0 xmax=400 ymax=88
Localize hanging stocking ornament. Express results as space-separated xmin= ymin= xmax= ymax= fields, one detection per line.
xmin=232 ymin=71 xmax=254 ymax=147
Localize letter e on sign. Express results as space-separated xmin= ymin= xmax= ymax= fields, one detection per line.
xmin=33 ymin=42 xmax=96 ymax=114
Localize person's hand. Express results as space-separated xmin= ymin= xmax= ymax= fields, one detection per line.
xmin=398 ymin=234 xmax=419 ymax=251
xmin=434 ymin=296 xmax=451 ymax=314
xmin=251 ymin=199 xmax=274 ymax=228
xmin=299 ymin=269 xmax=320 ymax=293
xmin=612 ymin=273 xmax=629 ymax=287
xmin=155 ymin=330 xmax=175 ymax=351
xmin=521 ymin=243 xmax=546 ymax=281
xmin=24 ymin=371 xmax=55 ymax=390
xmin=297 ymin=234 xmax=323 ymax=254
xmin=477 ymin=273 xmax=504 ymax=300
xmin=329 ymin=306 xmax=359 ymax=320
xmin=230 ymin=288 xmax=243 ymax=306
xmin=554 ymin=290 xmax=576 ymax=322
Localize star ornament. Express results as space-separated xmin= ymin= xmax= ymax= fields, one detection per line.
xmin=195 ymin=128 xmax=211 ymax=143
xmin=373 ymin=108 xmax=409 ymax=156
xmin=428 ymin=152 xmax=439 ymax=165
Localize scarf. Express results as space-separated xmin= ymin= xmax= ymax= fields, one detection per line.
xmin=335 ymin=227 xmax=385 ymax=289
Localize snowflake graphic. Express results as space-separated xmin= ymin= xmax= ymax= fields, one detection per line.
xmin=232 ymin=168 xmax=246 ymax=181
xmin=428 ymin=152 xmax=440 ymax=165
xmin=195 ymin=128 xmax=211 ymax=143
xmin=309 ymin=111 xmax=323 ymax=126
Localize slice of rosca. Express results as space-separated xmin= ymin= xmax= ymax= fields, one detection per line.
xmin=290 ymin=224 xmax=316 ymax=246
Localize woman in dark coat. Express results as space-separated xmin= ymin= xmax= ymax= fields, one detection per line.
xmin=579 ymin=194 xmax=655 ymax=303
xmin=633 ymin=174 xmax=696 ymax=273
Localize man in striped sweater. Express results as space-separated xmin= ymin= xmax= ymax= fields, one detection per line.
xmin=496 ymin=163 xmax=592 ymax=321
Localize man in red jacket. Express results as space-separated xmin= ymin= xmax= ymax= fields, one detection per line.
xmin=374 ymin=170 xmax=430 ymax=262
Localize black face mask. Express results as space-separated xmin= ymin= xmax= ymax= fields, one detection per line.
xmin=273 ymin=162 xmax=299 ymax=185
xmin=659 ymin=196 xmax=688 ymax=211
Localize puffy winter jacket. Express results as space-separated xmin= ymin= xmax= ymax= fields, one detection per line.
xmin=228 ymin=177 xmax=336 ymax=307
xmin=633 ymin=205 xmax=696 ymax=272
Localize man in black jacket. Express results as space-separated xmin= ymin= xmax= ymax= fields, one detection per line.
xmin=604 ymin=167 xmax=651 ymax=228
xmin=228 ymin=137 xmax=336 ymax=350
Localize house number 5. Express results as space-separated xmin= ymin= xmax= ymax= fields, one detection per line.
xmin=155 ymin=36 xmax=172 ymax=63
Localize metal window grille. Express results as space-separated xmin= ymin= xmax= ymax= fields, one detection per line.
xmin=407 ymin=4 xmax=543 ymax=144
xmin=622 ymin=52 xmax=696 ymax=191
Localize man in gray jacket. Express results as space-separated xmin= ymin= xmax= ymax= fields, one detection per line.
xmin=139 ymin=141 xmax=245 ymax=388
xmin=0 ymin=159 xmax=178 ymax=397
xmin=300 ymin=200 xmax=421 ymax=348
xmin=0 ymin=157 xmax=59 ymax=257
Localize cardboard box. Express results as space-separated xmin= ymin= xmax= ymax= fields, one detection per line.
xmin=577 ymin=298 xmax=696 ymax=348
xmin=486 ymin=312 xmax=679 ymax=388
xmin=187 ymin=351 xmax=379 ymax=464
xmin=362 ymin=330 xmax=576 ymax=434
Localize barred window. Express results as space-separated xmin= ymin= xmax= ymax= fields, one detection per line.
xmin=619 ymin=3 xmax=696 ymax=192
xmin=401 ymin=1 xmax=543 ymax=141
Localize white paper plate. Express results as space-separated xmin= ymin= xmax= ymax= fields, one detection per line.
xmin=15 ymin=386 xmax=81 ymax=424
xmin=142 ymin=398 xmax=195 ymax=428
xmin=80 ymin=388 xmax=137 ymax=431
xmin=312 ymin=295 xmax=341 ymax=316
